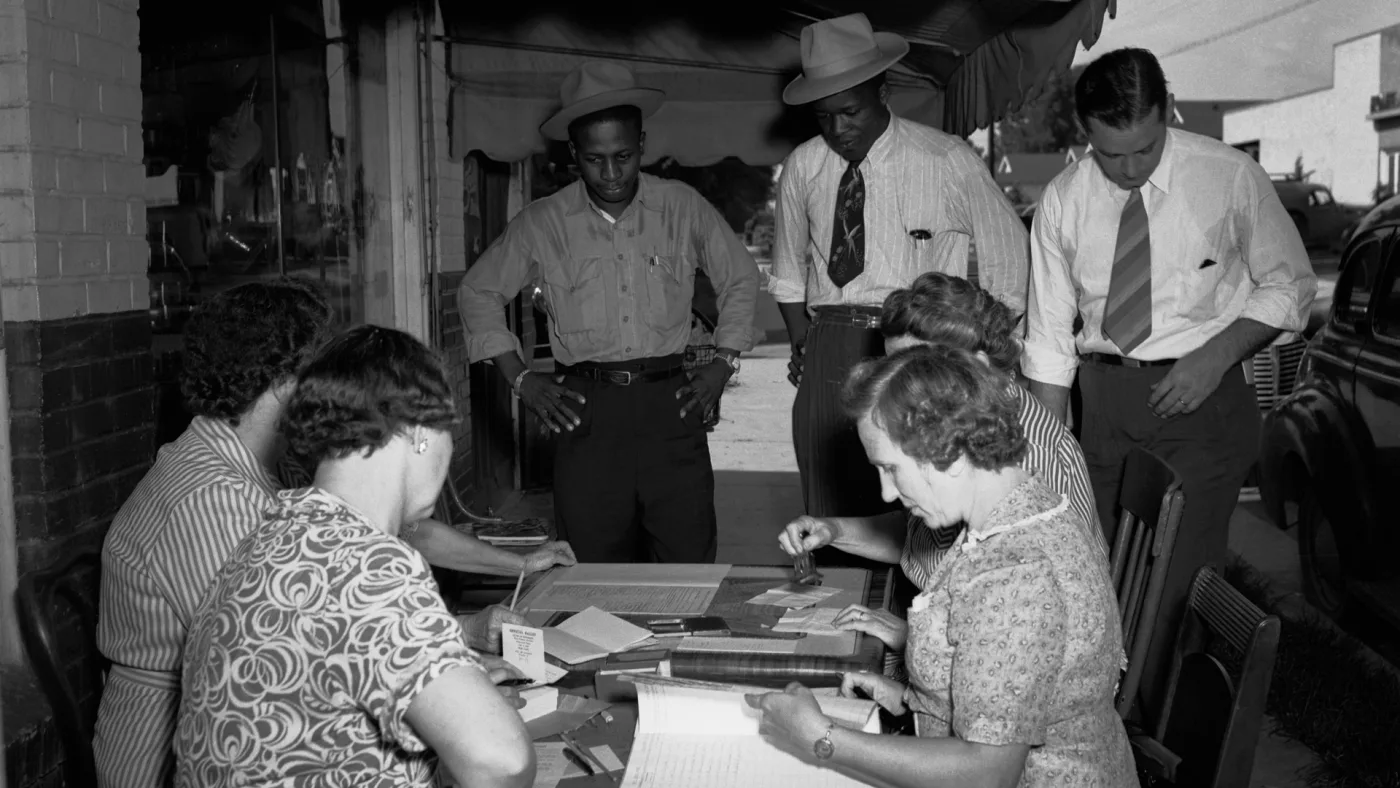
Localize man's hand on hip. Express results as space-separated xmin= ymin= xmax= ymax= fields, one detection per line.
xmin=1148 ymin=345 xmax=1231 ymax=419
xmin=787 ymin=341 xmax=806 ymax=387
xmin=519 ymin=373 xmax=586 ymax=433
xmin=677 ymin=361 xmax=731 ymax=419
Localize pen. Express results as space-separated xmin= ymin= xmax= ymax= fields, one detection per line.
xmin=509 ymin=564 xmax=526 ymax=612
xmin=562 ymin=745 xmax=595 ymax=777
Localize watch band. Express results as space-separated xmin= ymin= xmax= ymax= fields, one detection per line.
xmin=716 ymin=350 xmax=740 ymax=373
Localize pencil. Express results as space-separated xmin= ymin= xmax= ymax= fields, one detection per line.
xmin=509 ymin=564 xmax=526 ymax=611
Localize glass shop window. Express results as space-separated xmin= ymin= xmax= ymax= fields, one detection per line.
xmin=141 ymin=0 xmax=365 ymax=443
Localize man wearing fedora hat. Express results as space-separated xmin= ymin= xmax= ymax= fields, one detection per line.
xmin=770 ymin=13 xmax=1029 ymax=521
xmin=458 ymin=61 xmax=760 ymax=564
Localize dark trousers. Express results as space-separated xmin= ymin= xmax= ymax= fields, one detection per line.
xmin=552 ymin=356 xmax=717 ymax=564
xmin=1079 ymin=360 xmax=1259 ymax=721
xmin=792 ymin=313 xmax=900 ymax=520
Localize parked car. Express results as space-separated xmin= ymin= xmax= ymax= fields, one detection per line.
xmin=1271 ymin=180 xmax=1368 ymax=251
xmin=1257 ymin=201 xmax=1400 ymax=624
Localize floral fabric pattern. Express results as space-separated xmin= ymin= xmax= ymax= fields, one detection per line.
xmin=173 ymin=488 xmax=482 ymax=788
xmin=903 ymin=478 xmax=1137 ymax=787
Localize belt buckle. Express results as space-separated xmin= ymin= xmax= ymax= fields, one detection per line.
xmin=607 ymin=369 xmax=634 ymax=385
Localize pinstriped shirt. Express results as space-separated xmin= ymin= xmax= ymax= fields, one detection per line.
xmin=98 ymin=416 xmax=280 ymax=674
xmin=900 ymin=386 xmax=1107 ymax=591
xmin=769 ymin=114 xmax=1030 ymax=315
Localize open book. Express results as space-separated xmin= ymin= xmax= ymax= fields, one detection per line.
xmin=620 ymin=676 xmax=880 ymax=788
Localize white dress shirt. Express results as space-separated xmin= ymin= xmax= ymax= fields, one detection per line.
xmin=768 ymin=114 xmax=1029 ymax=314
xmin=1023 ymin=128 xmax=1316 ymax=388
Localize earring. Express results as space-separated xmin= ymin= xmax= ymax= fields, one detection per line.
xmin=415 ymin=438 xmax=429 ymax=454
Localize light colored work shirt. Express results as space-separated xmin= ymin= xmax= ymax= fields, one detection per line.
xmin=1023 ymin=128 xmax=1316 ymax=388
xmin=768 ymin=114 xmax=1029 ymax=315
xmin=458 ymin=174 xmax=760 ymax=366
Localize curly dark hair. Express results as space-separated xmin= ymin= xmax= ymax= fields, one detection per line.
xmin=880 ymin=272 xmax=1022 ymax=374
xmin=180 ymin=278 xmax=332 ymax=423
xmin=281 ymin=324 xmax=459 ymax=469
xmin=841 ymin=344 xmax=1027 ymax=472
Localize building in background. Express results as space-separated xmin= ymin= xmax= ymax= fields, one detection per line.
xmin=1224 ymin=24 xmax=1400 ymax=205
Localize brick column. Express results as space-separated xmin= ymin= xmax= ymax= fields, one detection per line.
xmin=1 ymin=0 xmax=154 ymax=782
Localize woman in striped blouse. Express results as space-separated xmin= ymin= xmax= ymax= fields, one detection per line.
xmin=174 ymin=325 xmax=533 ymax=788
xmin=777 ymin=272 xmax=1107 ymax=650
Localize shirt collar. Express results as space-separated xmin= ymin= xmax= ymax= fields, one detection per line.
xmin=565 ymin=174 xmax=660 ymax=219
xmin=1145 ymin=128 xmax=1177 ymax=196
xmin=864 ymin=113 xmax=899 ymax=166
xmin=189 ymin=416 xmax=280 ymax=494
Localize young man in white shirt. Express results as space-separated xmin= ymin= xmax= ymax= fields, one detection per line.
xmin=1022 ymin=48 xmax=1315 ymax=714
xmin=770 ymin=13 xmax=1028 ymax=522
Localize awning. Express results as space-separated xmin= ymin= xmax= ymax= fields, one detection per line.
xmin=443 ymin=2 xmax=1113 ymax=166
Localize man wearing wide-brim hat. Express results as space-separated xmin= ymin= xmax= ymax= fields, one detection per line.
xmin=769 ymin=13 xmax=1029 ymax=525
xmin=458 ymin=61 xmax=760 ymax=564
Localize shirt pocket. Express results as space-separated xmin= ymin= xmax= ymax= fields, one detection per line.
xmin=543 ymin=257 xmax=608 ymax=335
xmin=644 ymin=254 xmax=694 ymax=331
xmin=1172 ymin=233 xmax=1244 ymax=323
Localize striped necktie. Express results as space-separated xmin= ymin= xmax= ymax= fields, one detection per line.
xmin=828 ymin=161 xmax=865 ymax=288
xmin=1102 ymin=187 xmax=1152 ymax=355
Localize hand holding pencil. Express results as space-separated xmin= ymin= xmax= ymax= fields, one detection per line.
xmin=458 ymin=604 xmax=528 ymax=653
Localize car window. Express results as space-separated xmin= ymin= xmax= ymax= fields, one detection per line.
xmin=1335 ymin=232 xmax=1386 ymax=329
xmin=1309 ymin=188 xmax=1335 ymax=207
xmin=1373 ymin=235 xmax=1400 ymax=341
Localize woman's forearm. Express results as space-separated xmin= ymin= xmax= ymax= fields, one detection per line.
xmin=824 ymin=725 xmax=1029 ymax=788
xmin=403 ymin=519 xmax=526 ymax=576
xmin=830 ymin=511 xmax=910 ymax=564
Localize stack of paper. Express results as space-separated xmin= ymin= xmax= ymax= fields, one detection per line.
xmin=619 ymin=676 xmax=879 ymax=788
xmin=744 ymin=583 xmax=842 ymax=609
xmin=772 ymin=608 xmax=844 ymax=635
xmin=544 ymin=607 xmax=653 ymax=665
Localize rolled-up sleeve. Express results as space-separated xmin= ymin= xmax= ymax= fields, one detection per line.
xmin=1235 ymin=163 xmax=1316 ymax=336
xmin=949 ymin=559 xmax=1066 ymax=746
xmin=458 ymin=217 xmax=540 ymax=363
xmin=944 ymin=143 xmax=1029 ymax=315
xmin=695 ymin=198 xmax=761 ymax=353
xmin=768 ymin=153 xmax=811 ymax=304
xmin=1022 ymin=186 xmax=1081 ymax=389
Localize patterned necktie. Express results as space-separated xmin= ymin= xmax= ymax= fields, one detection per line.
xmin=1102 ymin=188 xmax=1152 ymax=355
xmin=828 ymin=161 xmax=865 ymax=288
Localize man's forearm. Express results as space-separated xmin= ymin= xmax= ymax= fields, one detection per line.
xmin=777 ymin=302 xmax=811 ymax=347
xmin=404 ymin=519 xmax=526 ymax=575
xmin=492 ymin=352 xmax=529 ymax=387
xmin=829 ymin=511 xmax=908 ymax=564
xmin=1028 ymin=379 xmax=1072 ymax=424
xmin=1199 ymin=317 xmax=1281 ymax=369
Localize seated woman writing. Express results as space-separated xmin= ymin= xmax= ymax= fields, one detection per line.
xmin=748 ymin=345 xmax=1134 ymax=787
xmin=174 ymin=325 xmax=533 ymax=788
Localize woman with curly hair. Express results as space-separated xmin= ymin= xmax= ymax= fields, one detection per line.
xmin=747 ymin=345 xmax=1134 ymax=788
xmin=778 ymin=272 xmax=1106 ymax=650
xmin=174 ymin=325 xmax=534 ymax=788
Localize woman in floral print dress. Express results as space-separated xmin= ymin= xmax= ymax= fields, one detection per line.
xmin=173 ymin=325 xmax=534 ymax=788
xmin=747 ymin=344 xmax=1136 ymax=787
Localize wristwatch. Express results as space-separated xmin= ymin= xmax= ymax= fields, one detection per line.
xmin=813 ymin=722 xmax=836 ymax=760
xmin=715 ymin=349 xmax=741 ymax=374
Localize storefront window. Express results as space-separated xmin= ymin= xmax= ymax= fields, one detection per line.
xmin=141 ymin=0 xmax=365 ymax=440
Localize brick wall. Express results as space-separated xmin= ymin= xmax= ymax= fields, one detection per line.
xmin=0 ymin=0 xmax=152 ymax=784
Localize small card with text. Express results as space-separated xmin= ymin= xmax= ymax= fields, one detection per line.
xmin=501 ymin=622 xmax=547 ymax=684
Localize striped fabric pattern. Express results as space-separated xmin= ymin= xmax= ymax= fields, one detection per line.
xmin=769 ymin=114 xmax=1030 ymax=316
xmin=900 ymin=386 xmax=1107 ymax=591
xmin=1102 ymin=188 xmax=1153 ymax=354
xmin=94 ymin=417 xmax=281 ymax=788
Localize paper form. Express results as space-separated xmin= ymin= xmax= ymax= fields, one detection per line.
xmin=502 ymin=623 xmax=548 ymax=683
xmin=773 ymin=607 xmax=843 ymax=635
xmin=554 ymin=564 xmax=731 ymax=586
xmin=530 ymin=743 xmax=571 ymax=787
xmin=555 ymin=607 xmax=652 ymax=652
xmin=744 ymin=583 xmax=842 ymax=608
xmin=531 ymin=583 xmax=718 ymax=615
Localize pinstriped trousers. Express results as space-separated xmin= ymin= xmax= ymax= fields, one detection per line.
xmin=792 ymin=318 xmax=902 ymax=520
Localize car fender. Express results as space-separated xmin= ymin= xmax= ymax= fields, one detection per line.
xmin=1259 ymin=383 xmax=1386 ymax=576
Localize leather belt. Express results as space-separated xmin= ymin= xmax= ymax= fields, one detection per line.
xmin=563 ymin=366 xmax=685 ymax=386
xmin=813 ymin=305 xmax=882 ymax=330
xmin=1082 ymin=352 xmax=1178 ymax=369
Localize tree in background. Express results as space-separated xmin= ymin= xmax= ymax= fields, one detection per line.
xmin=997 ymin=66 xmax=1086 ymax=155
xmin=645 ymin=157 xmax=775 ymax=235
